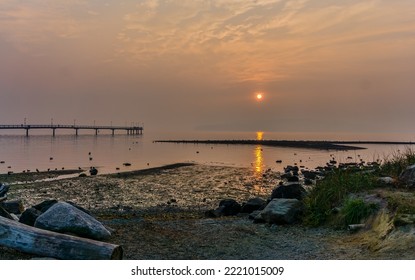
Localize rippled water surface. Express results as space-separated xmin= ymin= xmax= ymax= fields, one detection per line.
xmin=0 ymin=130 xmax=414 ymax=175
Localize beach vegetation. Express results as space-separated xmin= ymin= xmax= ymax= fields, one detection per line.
xmin=305 ymin=148 xmax=415 ymax=227
xmin=337 ymin=198 xmax=378 ymax=227
xmin=378 ymin=147 xmax=415 ymax=177
xmin=304 ymin=169 xmax=377 ymax=226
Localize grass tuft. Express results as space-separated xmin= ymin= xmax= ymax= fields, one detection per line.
xmin=379 ymin=147 xmax=415 ymax=177
xmin=338 ymin=198 xmax=378 ymax=227
xmin=304 ymin=169 xmax=377 ymax=226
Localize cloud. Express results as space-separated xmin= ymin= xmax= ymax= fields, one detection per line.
xmin=113 ymin=0 xmax=415 ymax=88
xmin=0 ymin=1 xmax=102 ymax=52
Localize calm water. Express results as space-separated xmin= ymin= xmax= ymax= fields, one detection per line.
xmin=0 ymin=130 xmax=414 ymax=176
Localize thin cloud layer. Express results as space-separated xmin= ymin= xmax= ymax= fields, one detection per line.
xmin=0 ymin=0 xmax=414 ymax=133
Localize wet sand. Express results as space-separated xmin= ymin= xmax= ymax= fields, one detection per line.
xmin=0 ymin=163 xmax=408 ymax=260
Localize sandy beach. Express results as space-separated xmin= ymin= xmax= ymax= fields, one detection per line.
xmin=1 ymin=163 xmax=412 ymax=260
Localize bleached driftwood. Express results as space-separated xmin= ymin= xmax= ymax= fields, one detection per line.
xmin=0 ymin=216 xmax=123 ymax=259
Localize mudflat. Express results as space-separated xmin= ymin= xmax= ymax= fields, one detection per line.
xmin=0 ymin=164 xmax=409 ymax=259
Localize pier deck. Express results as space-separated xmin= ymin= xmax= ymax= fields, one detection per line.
xmin=0 ymin=124 xmax=143 ymax=136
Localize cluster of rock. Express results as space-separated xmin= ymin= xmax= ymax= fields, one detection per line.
xmin=205 ymin=161 xmax=415 ymax=225
xmin=0 ymin=185 xmax=122 ymax=259
xmin=206 ymin=165 xmax=316 ymax=225
xmin=19 ymin=200 xmax=111 ymax=240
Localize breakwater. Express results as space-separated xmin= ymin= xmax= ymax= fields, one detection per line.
xmin=154 ymin=139 xmax=366 ymax=150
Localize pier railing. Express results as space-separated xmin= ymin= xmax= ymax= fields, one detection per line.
xmin=0 ymin=124 xmax=143 ymax=136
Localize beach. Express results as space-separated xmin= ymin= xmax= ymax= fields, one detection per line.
xmin=3 ymin=163 xmax=413 ymax=260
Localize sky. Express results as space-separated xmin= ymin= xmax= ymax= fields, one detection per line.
xmin=0 ymin=0 xmax=414 ymax=135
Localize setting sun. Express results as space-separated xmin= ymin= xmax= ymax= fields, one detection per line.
xmin=256 ymin=93 xmax=263 ymax=100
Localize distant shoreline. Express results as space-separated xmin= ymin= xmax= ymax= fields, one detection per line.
xmin=154 ymin=139 xmax=415 ymax=150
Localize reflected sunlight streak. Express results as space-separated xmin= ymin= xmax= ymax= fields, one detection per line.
xmin=254 ymin=131 xmax=264 ymax=176
xmin=254 ymin=145 xmax=264 ymax=175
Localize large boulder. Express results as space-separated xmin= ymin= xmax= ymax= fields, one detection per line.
xmin=399 ymin=164 xmax=415 ymax=187
xmin=240 ymin=197 xmax=266 ymax=213
xmin=271 ymin=183 xmax=306 ymax=200
xmin=34 ymin=201 xmax=111 ymax=240
xmin=258 ymin=198 xmax=303 ymax=224
xmin=205 ymin=199 xmax=241 ymax=217
xmin=217 ymin=199 xmax=241 ymax=216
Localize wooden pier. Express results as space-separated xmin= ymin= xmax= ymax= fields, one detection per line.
xmin=0 ymin=124 xmax=143 ymax=137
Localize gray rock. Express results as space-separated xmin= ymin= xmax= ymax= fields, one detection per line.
xmin=218 ymin=199 xmax=241 ymax=216
xmin=0 ymin=183 xmax=9 ymax=197
xmin=399 ymin=165 xmax=415 ymax=187
xmin=271 ymin=183 xmax=306 ymax=200
xmin=378 ymin=177 xmax=395 ymax=185
xmin=260 ymin=198 xmax=304 ymax=224
xmin=205 ymin=199 xmax=242 ymax=218
xmin=34 ymin=201 xmax=111 ymax=240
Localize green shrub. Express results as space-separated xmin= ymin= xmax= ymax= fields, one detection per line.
xmin=304 ymin=169 xmax=377 ymax=226
xmin=339 ymin=198 xmax=378 ymax=227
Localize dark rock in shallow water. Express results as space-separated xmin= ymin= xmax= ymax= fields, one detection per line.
xmin=284 ymin=165 xmax=299 ymax=173
xmin=271 ymin=183 xmax=306 ymax=201
xmin=89 ymin=167 xmax=98 ymax=176
xmin=241 ymin=197 xmax=266 ymax=213
xmin=34 ymin=201 xmax=111 ymax=241
xmin=19 ymin=207 xmax=43 ymax=226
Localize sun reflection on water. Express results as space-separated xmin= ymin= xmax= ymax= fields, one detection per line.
xmin=253 ymin=131 xmax=264 ymax=176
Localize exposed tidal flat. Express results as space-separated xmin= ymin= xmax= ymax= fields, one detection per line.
xmin=2 ymin=133 xmax=415 ymax=259
xmin=3 ymin=161 xmax=415 ymax=260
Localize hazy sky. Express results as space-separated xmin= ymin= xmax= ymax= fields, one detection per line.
xmin=0 ymin=0 xmax=414 ymax=134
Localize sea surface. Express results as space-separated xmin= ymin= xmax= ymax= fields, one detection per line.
xmin=0 ymin=129 xmax=414 ymax=176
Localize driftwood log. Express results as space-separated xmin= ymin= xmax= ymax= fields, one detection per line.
xmin=0 ymin=216 xmax=123 ymax=259
xmin=0 ymin=206 xmax=13 ymax=220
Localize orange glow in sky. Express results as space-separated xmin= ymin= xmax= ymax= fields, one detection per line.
xmin=0 ymin=1 xmax=414 ymax=134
